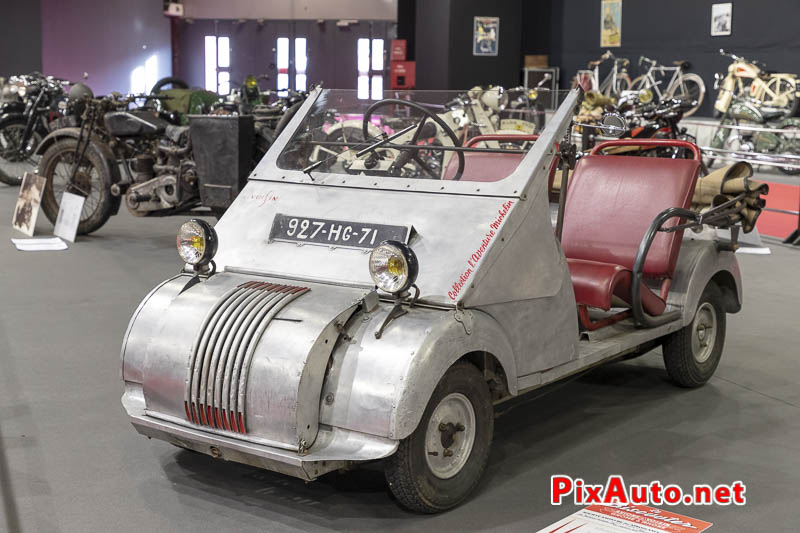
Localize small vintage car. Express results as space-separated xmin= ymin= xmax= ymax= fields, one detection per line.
xmin=121 ymin=88 xmax=749 ymax=513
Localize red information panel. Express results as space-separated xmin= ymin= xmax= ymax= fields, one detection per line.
xmin=390 ymin=39 xmax=407 ymax=61
xmin=537 ymin=504 xmax=713 ymax=533
xmin=390 ymin=61 xmax=415 ymax=89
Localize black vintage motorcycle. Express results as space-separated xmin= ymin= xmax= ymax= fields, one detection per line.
xmin=0 ymin=74 xmax=74 ymax=185
xmin=35 ymin=89 xmax=257 ymax=234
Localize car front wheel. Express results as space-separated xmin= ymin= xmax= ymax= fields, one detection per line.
xmin=385 ymin=361 xmax=493 ymax=513
xmin=663 ymin=282 xmax=726 ymax=387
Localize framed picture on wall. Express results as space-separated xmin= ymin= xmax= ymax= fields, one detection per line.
xmin=600 ymin=0 xmax=622 ymax=47
xmin=711 ymin=3 xmax=732 ymax=36
xmin=473 ymin=16 xmax=499 ymax=56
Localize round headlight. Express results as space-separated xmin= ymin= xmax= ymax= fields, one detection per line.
xmin=369 ymin=241 xmax=418 ymax=294
xmin=638 ymin=88 xmax=653 ymax=104
xmin=17 ymin=86 xmax=26 ymax=97
xmin=177 ymin=218 xmax=218 ymax=267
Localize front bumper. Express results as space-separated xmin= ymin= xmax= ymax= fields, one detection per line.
xmin=124 ymin=383 xmax=398 ymax=480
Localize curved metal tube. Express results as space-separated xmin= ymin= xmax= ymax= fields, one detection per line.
xmin=631 ymin=207 xmax=701 ymax=327
xmin=591 ymin=139 xmax=701 ymax=161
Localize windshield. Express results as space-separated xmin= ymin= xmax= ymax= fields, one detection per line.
xmin=277 ymin=88 xmax=571 ymax=182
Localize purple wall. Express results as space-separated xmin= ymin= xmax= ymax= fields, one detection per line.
xmin=40 ymin=0 xmax=171 ymax=95
xmin=0 ymin=0 xmax=42 ymax=77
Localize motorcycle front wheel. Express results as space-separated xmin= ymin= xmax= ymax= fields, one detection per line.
xmin=0 ymin=116 xmax=43 ymax=186
xmin=40 ymin=138 xmax=114 ymax=234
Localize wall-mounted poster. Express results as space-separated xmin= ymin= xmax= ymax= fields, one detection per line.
xmin=600 ymin=0 xmax=622 ymax=47
xmin=473 ymin=16 xmax=499 ymax=56
xmin=711 ymin=3 xmax=732 ymax=36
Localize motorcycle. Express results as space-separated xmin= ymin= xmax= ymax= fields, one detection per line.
xmin=709 ymin=93 xmax=800 ymax=175
xmin=713 ymin=49 xmax=800 ymax=117
xmin=35 ymin=89 xmax=259 ymax=234
xmin=0 ymin=74 xmax=73 ymax=185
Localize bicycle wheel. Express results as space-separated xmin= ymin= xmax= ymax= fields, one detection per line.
xmin=766 ymin=78 xmax=799 ymax=117
xmin=668 ymin=73 xmax=705 ymax=117
xmin=608 ymin=73 xmax=631 ymax=98
xmin=630 ymin=75 xmax=648 ymax=91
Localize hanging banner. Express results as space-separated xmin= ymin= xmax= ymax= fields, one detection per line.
xmin=601 ymin=0 xmax=622 ymax=47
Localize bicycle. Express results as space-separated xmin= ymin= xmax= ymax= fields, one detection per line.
xmin=573 ymin=50 xmax=631 ymax=98
xmin=631 ymin=56 xmax=705 ymax=117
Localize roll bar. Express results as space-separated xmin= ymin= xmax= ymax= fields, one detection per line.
xmin=630 ymin=208 xmax=700 ymax=327
xmin=465 ymin=134 xmax=539 ymax=147
xmin=590 ymin=139 xmax=702 ymax=161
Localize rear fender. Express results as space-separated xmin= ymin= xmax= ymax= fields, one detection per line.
xmin=668 ymin=239 xmax=742 ymax=326
xmin=319 ymin=304 xmax=516 ymax=440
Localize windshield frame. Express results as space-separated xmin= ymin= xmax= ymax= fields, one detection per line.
xmin=251 ymin=87 xmax=579 ymax=199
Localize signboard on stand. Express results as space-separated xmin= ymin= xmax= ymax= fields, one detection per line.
xmin=12 ymin=172 xmax=46 ymax=237
xmin=54 ymin=192 xmax=85 ymax=243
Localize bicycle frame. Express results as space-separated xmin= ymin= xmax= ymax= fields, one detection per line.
xmin=637 ymin=64 xmax=682 ymax=100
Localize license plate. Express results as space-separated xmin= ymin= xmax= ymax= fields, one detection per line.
xmin=269 ymin=214 xmax=410 ymax=249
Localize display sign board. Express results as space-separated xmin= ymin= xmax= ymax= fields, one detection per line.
xmin=54 ymin=192 xmax=85 ymax=243
xmin=537 ymin=505 xmax=713 ymax=533
xmin=12 ymin=172 xmax=46 ymax=237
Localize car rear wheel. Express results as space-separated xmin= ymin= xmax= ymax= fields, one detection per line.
xmin=384 ymin=361 xmax=493 ymax=513
xmin=663 ymin=282 xmax=726 ymax=387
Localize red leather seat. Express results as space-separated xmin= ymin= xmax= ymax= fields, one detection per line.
xmin=561 ymin=154 xmax=700 ymax=326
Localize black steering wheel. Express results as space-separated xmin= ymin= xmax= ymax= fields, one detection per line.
xmin=362 ymin=98 xmax=465 ymax=180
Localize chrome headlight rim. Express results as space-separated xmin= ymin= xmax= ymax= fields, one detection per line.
xmin=176 ymin=218 xmax=218 ymax=267
xmin=368 ymin=240 xmax=419 ymax=295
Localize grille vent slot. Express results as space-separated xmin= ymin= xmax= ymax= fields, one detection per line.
xmin=184 ymin=281 xmax=309 ymax=433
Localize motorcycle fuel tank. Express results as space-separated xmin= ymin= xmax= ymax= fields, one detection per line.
xmin=104 ymin=110 xmax=170 ymax=137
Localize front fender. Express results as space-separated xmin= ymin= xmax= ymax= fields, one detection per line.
xmin=668 ymin=239 xmax=742 ymax=326
xmin=319 ymin=304 xmax=516 ymax=440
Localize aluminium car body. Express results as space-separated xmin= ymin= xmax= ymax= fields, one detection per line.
xmin=121 ymin=87 xmax=744 ymax=511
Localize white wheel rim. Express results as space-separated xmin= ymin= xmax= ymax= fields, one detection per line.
xmin=424 ymin=392 xmax=476 ymax=480
xmin=692 ymin=302 xmax=717 ymax=363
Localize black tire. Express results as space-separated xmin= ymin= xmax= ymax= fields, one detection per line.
xmin=40 ymin=138 xmax=114 ymax=235
xmin=0 ymin=116 xmax=42 ymax=186
xmin=663 ymin=282 xmax=726 ymax=388
xmin=385 ymin=361 xmax=493 ymax=513
xmin=150 ymin=77 xmax=189 ymax=94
